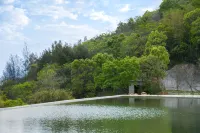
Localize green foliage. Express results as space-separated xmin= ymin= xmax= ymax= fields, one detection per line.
xmin=145 ymin=30 xmax=168 ymax=55
xmin=38 ymin=49 xmax=52 ymax=70
xmin=144 ymin=82 xmax=163 ymax=94
xmin=37 ymin=64 xmax=61 ymax=90
xmin=161 ymin=9 xmax=185 ymax=49
xmin=92 ymin=53 xmax=114 ymax=67
xmin=4 ymin=98 xmax=26 ymax=107
xmin=96 ymin=57 xmax=140 ymax=91
xmin=10 ymin=81 xmax=36 ymax=101
xmin=184 ymin=8 xmax=200 ymax=28
xmin=27 ymin=63 xmax=38 ymax=80
xmin=71 ymin=59 xmax=96 ymax=98
xmin=106 ymin=34 xmax=125 ymax=57
xmin=57 ymin=63 xmax=72 ymax=89
xmin=171 ymin=42 xmax=189 ymax=62
xmin=192 ymin=0 xmax=200 ymax=8
xmin=73 ymin=44 xmax=90 ymax=59
xmin=140 ymin=55 xmax=167 ymax=81
xmin=28 ymin=90 xmax=73 ymax=104
xmin=160 ymin=0 xmax=182 ymax=13
xmin=121 ymin=33 xmax=146 ymax=57
xmin=149 ymin=46 xmax=170 ymax=66
xmin=191 ymin=18 xmax=200 ymax=46
xmin=116 ymin=18 xmax=135 ymax=34
xmin=51 ymin=41 xmax=74 ymax=65
xmin=0 ymin=96 xmax=4 ymax=108
xmin=146 ymin=30 xmax=167 ymax=47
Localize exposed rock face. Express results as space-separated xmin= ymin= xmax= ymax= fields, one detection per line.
xmin=162 ymin=64 xmax=200 ymax=91
xmin=141 ymin=92 xmax=147 ymax=95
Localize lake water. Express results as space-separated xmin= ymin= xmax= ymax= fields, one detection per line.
xmin=0 ymin=97 xmax=200 ymax=133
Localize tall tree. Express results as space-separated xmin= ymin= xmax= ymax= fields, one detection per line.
xmin=37 ymin=64 xmax=61 ymax=90
xmin=71 ymin=59 xmax=96 ymax=98
xmin=3 ymin=55 xmax=23 ymax=81
xmin=145 ymin=30 xmax=167 ymax=55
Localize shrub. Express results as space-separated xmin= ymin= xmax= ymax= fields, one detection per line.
xmin=10 ymin=81 xmax=37 ymax=102
xmin=0 ymin=96 xmax=4 ymax=108
xmin=144 ymin=82 xmax=162 ymax=94
xmin=4 ymin=98 xmax=26 ymax=107
xmin=28 ymin=89 xmax=74 ymax=104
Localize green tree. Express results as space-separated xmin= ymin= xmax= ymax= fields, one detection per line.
xmin=161 ymin=9 xmax=185 ymax=51
xmin=190 ymin=17 xmax=200 ymax=58
xmin=106 ymin=34 xmax=125 ymax=57
xmin=10 ymin=81 xmax=36 ymax=102
xmin=71 ymin=59 xmax=96 ymax=98
xmin=160 ymin=0 xmax=181 ymax=13
xmin=92 ymin=53 xmax=114 ymax=90
xmin=140 ymin=55 xmax=167 ymax=81
xmin=171 ymin=42 xmax=189 ymax=62
xmin=149 ymin=46 xmax=170 ymax=66
xmin=51 ymin=41 xmax=74 ymax=65
xmin=184 ymin=8 xmax=200 ymax=28
xmin=146 ymin=30 xmax=167 ymax=47
xmin=73 ymin=44 xmax=90 ymax=59
xmin=37 ymin=64 xmax=61 ymax=90
xmin=192 ymin=0 xmax=200 ymax=8
xmin=92 ymin=53 xmax=114 ymax=68
xmin=145 ymin=30 xmax=167 ymax=54
xmin=96 ymin=57 xmax=140 ymax=92
xmin=121 ymin=33 xmax=146 ymax=57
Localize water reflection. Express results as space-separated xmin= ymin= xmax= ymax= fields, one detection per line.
xmin=0 ymin=97 xmax=200 ymax=133
xmin=162 ymin=98 xmax=200 ymax=133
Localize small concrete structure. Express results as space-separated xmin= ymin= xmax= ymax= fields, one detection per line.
xmin=129 ymin=80 xmax=143 ymax=94
xmin=129 ymin=84 xmax=135 ymax=94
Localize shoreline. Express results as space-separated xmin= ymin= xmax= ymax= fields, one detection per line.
xmin=1 ymin=94 xmax=200 ymax=110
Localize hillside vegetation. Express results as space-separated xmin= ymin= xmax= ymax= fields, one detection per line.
xmin=1 ymin=0 xmax=200 ymax=107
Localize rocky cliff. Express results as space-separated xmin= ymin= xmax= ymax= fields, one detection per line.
xmin=162 ymin=64 xmax=200 ymax=91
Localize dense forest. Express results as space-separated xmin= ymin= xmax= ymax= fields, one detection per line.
xmin=0 ymin=0 xmax=200 ymax=107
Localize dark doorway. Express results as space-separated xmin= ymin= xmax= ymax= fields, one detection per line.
xmin=135 ymin=85 xmax=141 ymax=94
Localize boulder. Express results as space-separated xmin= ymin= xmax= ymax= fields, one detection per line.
xmin=141 ymin=92 xmax=147 ymax=95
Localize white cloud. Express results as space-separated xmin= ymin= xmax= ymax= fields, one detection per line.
xmin=0 ymin=24 xmax=27 ymax=41
xmin=38 ymin=21 xmax=100 ymax=43
xmin=138 ymin=7 xmax=155 ymax=15
xmin=89 ymin=10 xmax=119 ymax=30
xmin=34 ymin=25 xmax=41 ymax=30
xmin=119 ymin=4 xmax=131 ymax=13
xmin=76 ymin=0 xmax=84 ymax=4
xmin=141 ymin=7 xmax=154 ymax=12
xmin=0 ymin=5 xmax=29 ymax=41
xmin=0 ymin=5 xmax=29 ymax=27
xmin=55 ymin=0 xmax=69 ymax=4
xmin=65 ymin=0 xmax=70 ymax=4
xmin=102 ymin=0 xmax=109 ymax=6
xmin=10 ymin=8 xmax=29 ymax=27
xmin=0 ymin=4 xmax=13 ymax=12
xmin=0 ymin=0 xmax=15 ymax=4
xmin=31 ymin=6 xmax=78 ymax=20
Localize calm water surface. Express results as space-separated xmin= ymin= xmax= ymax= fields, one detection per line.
xmin=0 ymin=97 xmax=200 ymax=133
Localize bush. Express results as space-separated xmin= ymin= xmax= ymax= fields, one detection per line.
xmin=0 ymin=96 xmax=4 ymax=108
xmin=28 ymin=89 xmax=74 ymax=104
xmin=4 ymin=98 xmax=26 ymax=107
xmin=10 ymin=81 xmax=37 ymax=102
xmin=144 ymin=82 xmax=162 ymax=94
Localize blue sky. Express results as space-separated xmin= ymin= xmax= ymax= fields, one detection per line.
xmin=0 ymin=0 xmax=162 ymax=75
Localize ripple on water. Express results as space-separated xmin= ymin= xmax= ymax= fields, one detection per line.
xmin=0 ymin=104 xmax=167 ymax=122
xmin=43 ymin=104 xmax=167 ymax=120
